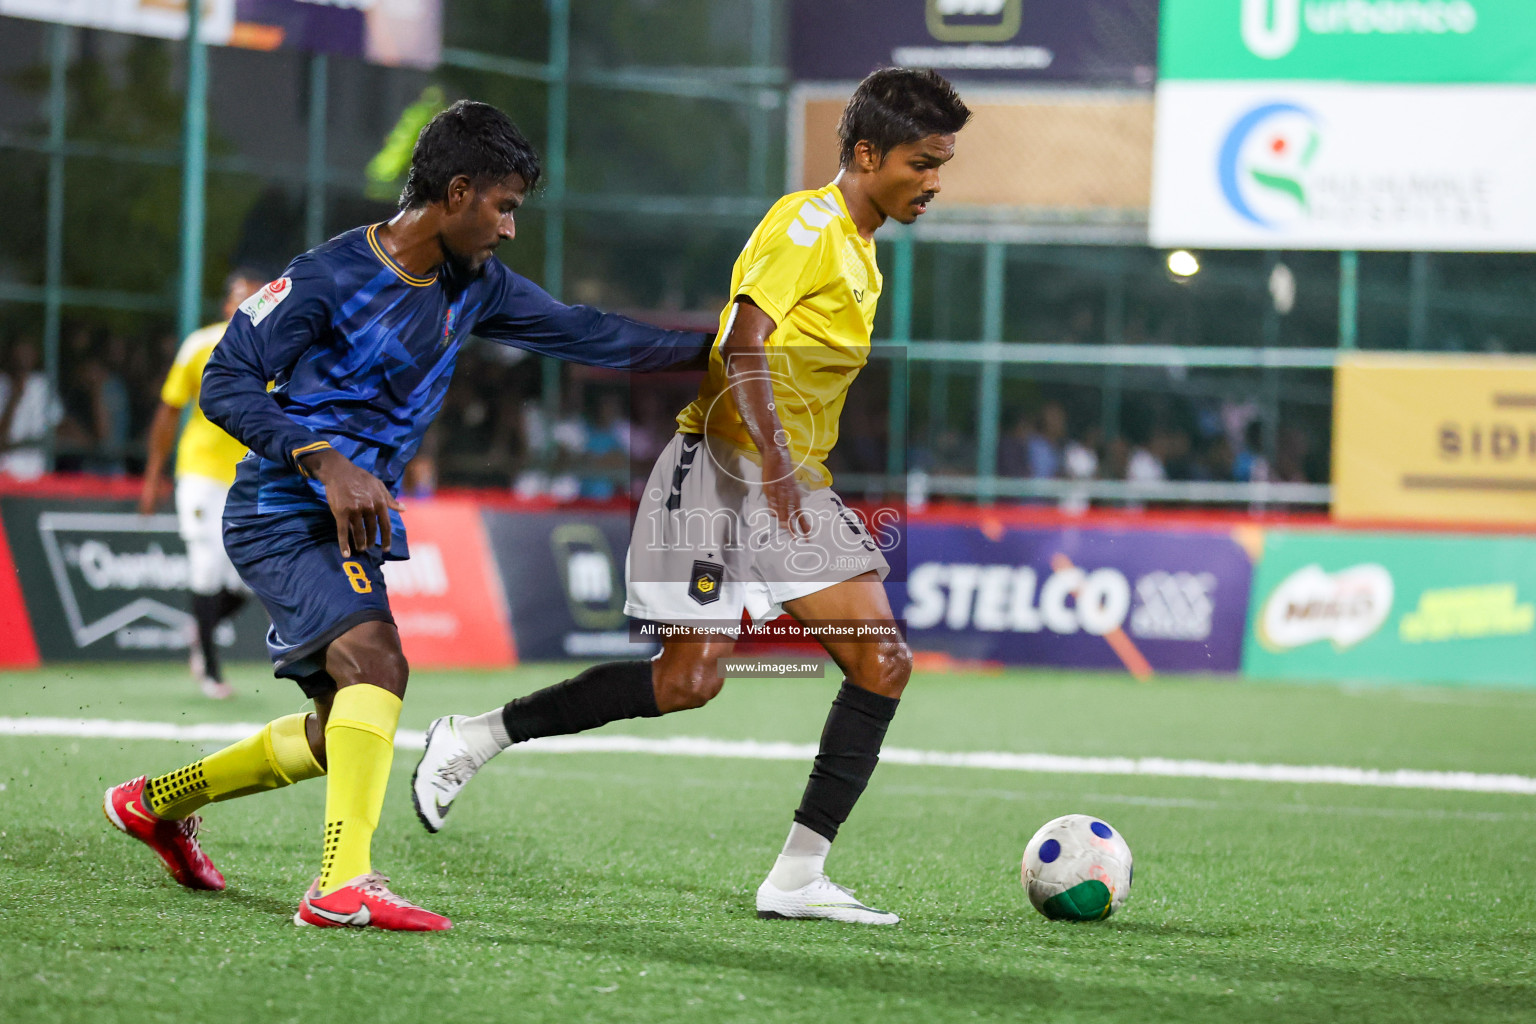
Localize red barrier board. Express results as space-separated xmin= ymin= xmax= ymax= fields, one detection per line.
xmin=381 ymin=500 xmax=517 ymax=669
xmin=0 ymin=507 xmax=40 ymax=667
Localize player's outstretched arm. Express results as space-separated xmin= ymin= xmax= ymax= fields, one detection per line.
xmin=473 ymin=262 xmax=711 ymax=371
xmin=720 ymin=297 xmax=805 ymax=535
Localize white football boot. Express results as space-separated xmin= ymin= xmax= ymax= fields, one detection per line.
xmin=410 ymin=716 xmax=483 ymax=833
xmin=756 ymin=874 xmax=900 ymax=925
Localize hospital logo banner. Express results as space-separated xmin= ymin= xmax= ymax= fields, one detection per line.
xmin=1151 ymin=0 xmax=1536 ymax=251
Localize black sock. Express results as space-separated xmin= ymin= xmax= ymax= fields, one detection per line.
xmin=793 ymin=681 xmax=900 ymax=843
xmin=191 ymin=594 xmax=223 ymax=682
xmin=499 ymin=660 xmax=660 ymax=744
xmin=213 ymin=587 xmax=247 ymax=622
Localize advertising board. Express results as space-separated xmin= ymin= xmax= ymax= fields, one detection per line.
xmin=1162 ymin=0 xmax=1536 ymax=84
xmin=891 ymin=523 xmax=1255 ymax=674
xmin=0 ymin=0 xmax=442 ymax=70
xmin=790 ymin=0 xmax=1157 ymax=86
xmin=0 ymin=495 xmax=512 ymax=669
xmin=0 ymin=496 xmax=270 ymax=663
xmin=483 ymin=510 xmax=656 ymax=662
xmin=1151 ymin=0 xmax=1536 ymax=250
xmin=1333 ymin=353 xmax=1536 ymax=525
xmin=0 ymin=507 xmax=40 ymax=667
xmin=1243 ymin=529 xmax=1536 ymax=686
xmin=378 ymin=500 xmax=516 ymax=669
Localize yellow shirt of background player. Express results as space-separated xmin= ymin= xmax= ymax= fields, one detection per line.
xmin=676 ymin=182 xmax=881 ymax=488
xmin=160 ymin=322 xmax=248 ymax=485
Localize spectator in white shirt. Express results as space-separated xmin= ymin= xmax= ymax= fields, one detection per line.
xmin=0 ymin=339 xmax=64 ymax=481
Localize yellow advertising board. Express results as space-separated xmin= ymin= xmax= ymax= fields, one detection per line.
xmin=1334 ymin=353 xmax=1536 ymax=525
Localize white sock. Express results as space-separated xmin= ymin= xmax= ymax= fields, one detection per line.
xmin=456 ymin=709 xmax=512 ymax=767
xmin=766 ymin=823 xmax=832 ymax=891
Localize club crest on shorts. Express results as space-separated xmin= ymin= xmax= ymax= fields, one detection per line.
xmin=688 ymin=560 xmax=725 ymax=605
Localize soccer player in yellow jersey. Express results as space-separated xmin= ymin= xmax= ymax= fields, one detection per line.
xmin=140 ymin=269 xmax=265 ymax=699
xmin=414 ymin=69 xmax=970 ymax=925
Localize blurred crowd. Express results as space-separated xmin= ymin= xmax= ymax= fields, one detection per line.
xmin=0 ymin=329 xmax=1325 ymax=506
xmin=0 ymin=329 xmax=172 ymax=481
xmin=921 ymin=399 xmax=1323 ymax=490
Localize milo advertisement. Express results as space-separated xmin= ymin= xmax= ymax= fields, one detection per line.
xmin=1243 ymin=530 xmax=1536 ymax=686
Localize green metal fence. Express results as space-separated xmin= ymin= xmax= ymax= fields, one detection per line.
xmin=2 ymin=3 xmax=1534 ymax=504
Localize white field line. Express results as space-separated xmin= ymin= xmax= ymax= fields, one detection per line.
xmin=4 ymin=716 xmax=1535 ymax=796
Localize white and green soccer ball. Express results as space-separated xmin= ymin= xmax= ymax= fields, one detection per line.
xmin=1021 ymin=814 xmax=1133 ymax=921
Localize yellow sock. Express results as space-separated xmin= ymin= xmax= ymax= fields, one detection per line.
xmin=317 ymin=684 xmax=402 ymax=895
xmin=144 ymin=713 xmax=326 ymax=820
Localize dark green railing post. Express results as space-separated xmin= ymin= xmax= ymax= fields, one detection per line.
xmin=885 ymin=233 xmax=914 ymax=488
xmin=176 ymin=0 xmax=209 ymax=341
xmin=1408 ymin=251 xmax=1430 ymax=350
xmin=42 ymin=23 xmax=68 ymax=471
xmin=541 ymin=0 xmax=571 ymax=466
xmin=976 ymin=241 xmax=1006 ymax=504
xmin=747 ymin=0 xmax=774 ymax=198
xmin=1338 ymin=250 xmax=1358 ymax=351
xmin=305 ymin=53 xmax=329 ymax=248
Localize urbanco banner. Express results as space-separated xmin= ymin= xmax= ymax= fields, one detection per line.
xmin=1162 ymin=0 xmax=1536 ymax=84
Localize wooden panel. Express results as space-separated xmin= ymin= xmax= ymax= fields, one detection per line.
xmin=798 ymin=92 xmax=1153 ymax=211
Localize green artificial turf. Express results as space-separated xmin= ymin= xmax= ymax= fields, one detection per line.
xmin=2 ymin=664 xmax=1534 ymax=1023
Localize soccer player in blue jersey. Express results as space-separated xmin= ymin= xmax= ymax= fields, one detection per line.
xmin=101 ymin=101 xmax=709 ymax=931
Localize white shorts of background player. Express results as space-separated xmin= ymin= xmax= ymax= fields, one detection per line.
xmin=175 ymin=474 xmax=248 ymax=596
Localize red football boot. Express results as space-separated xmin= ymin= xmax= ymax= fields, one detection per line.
xmin=103 ymin=776 xmax=226 ymax=891
xmin=294 ymin=873 xmax=452 ymax=931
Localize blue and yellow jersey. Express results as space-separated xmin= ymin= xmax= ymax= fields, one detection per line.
xmin=204 ymin=223 xmax=707 ymax=558
xmin=675 ymin=183 xmax=881 ymax=486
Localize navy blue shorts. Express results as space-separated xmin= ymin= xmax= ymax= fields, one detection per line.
xmin=224 ymin=511 xmax=393 ymax=697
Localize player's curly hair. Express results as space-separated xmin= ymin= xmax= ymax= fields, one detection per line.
xmin=837 ymin=68 xmax=971 ymax=169
xmin=399 ymin=100 xmax=542 ymax=209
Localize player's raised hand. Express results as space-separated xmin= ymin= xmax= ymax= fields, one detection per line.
xmin=300 ymin=448 xmax=403 ymax=556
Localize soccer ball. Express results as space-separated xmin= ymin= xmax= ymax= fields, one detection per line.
xmin=1021 ymin=814 xmax=1133 ymax=921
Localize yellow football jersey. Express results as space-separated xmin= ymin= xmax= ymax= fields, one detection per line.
xmin=160 ymin=322 xmax=248 ymax=485
xmin=676 ymin=183 xmax=881 ymax=487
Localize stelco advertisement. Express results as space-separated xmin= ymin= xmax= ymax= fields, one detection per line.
xmin=893 ymin=523 xmax=1256 ymax=675
xmin=1151 ymin=0 xmax=1536 ymax=251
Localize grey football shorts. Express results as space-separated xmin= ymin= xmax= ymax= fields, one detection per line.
xmin=624 ymin=433 xmax=889 ymax=634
